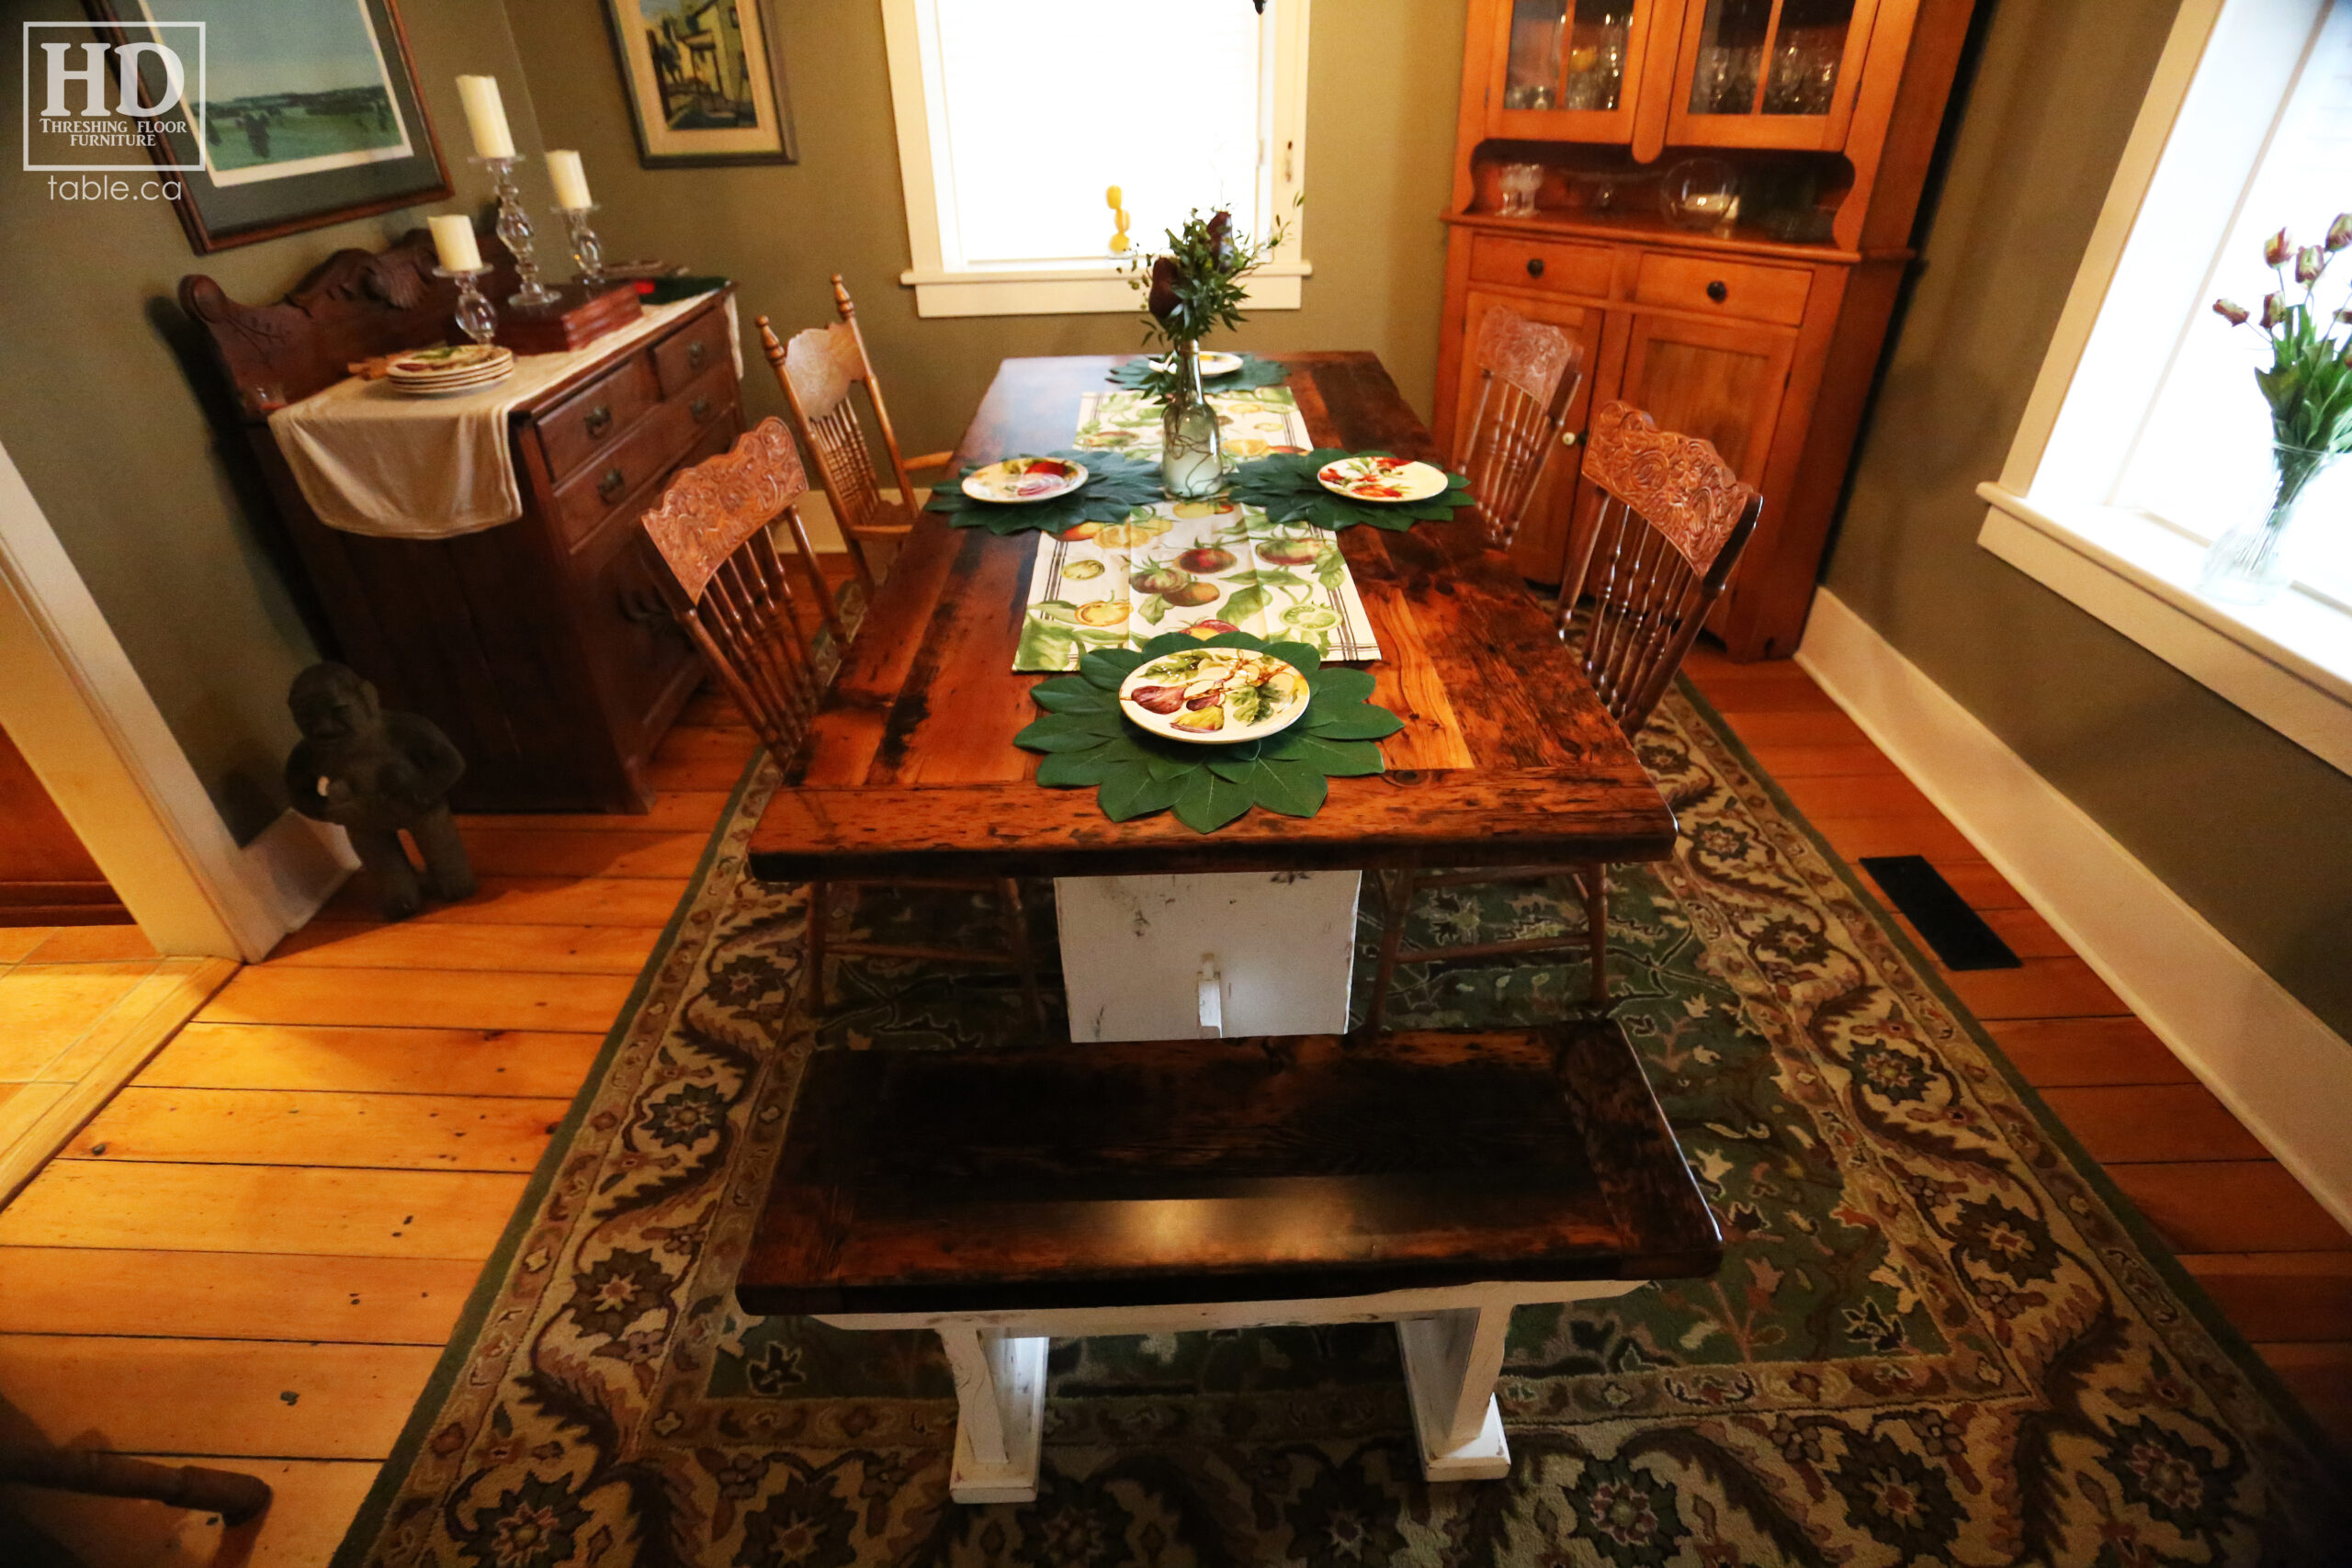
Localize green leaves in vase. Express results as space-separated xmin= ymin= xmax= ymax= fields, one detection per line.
xmin=924 ymin=448 xmax=1164 ymax=536
xmin=1012 ymin=630 xmax=1403 ymax=833
xmin=1229 ymin=448 xmax=1475 ymax=531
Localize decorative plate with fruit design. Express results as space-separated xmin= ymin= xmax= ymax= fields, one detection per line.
xmin=1315 ymin=455 xmax=1450 ymax=503
xmin=961 ymin=455 xmax=1088 ymax=503
xmin=1117 ymin=647 xmax=1311 ymax=745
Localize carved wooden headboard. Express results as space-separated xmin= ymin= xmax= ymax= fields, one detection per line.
xmin=178 ymin=229 xmax=521 ymax=424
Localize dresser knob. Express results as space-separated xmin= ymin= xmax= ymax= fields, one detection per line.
xmin=686 ymin=340 xmax=707 ymax=369
xmin=1706 ymin=279 xmax=1728 ymax=303
xmin=597 ymin=467 xmax=627 ymax=502
xmin=689 ymin=394 xmax=711 ymax=422
xmin=1525 ymin=256 xmax=1545 ymax=278
xmin=584 ymin=403 xmax=612 ymax=438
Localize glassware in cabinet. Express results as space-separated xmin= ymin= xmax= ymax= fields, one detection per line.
xmin=1487 ymin=0 xmax=1658 ymax=144
xmin=1668 ymin=0 xmax=1879 ymax=151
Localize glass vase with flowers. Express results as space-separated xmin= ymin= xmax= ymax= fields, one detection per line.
xmin=1127 ymin=206 xmax=1290 ymax=499
xmin=2201 ymin=216 xmax=2352 ymax=604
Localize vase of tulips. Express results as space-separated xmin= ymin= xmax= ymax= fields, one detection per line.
xmin=2201 ymin=217 xmax=2352 ymax=605
xmin=1130 ymin=206 xmax=1288 ymax=499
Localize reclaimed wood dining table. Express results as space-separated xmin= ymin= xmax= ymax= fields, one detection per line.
xmin=746 ymin=352 xmax=1678 ymax=947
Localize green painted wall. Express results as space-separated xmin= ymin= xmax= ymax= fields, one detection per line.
xmin=505 ymin=0 xmax=1468 ymax=456
xmin=0 ymin=0 xmax=546 ymax=842
xmin=1826 ymin=0 xmax=2352 ymax=1037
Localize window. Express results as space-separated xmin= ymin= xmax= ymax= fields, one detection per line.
xmin=1976 ymin=0 xmax=2352 ymax=777
xmin=880 ymin=0 xmax=1312 ymax=317
xmin=2116 ymin=1 xmax=2352 ymax=604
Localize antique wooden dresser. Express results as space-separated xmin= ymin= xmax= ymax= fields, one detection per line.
xmin=1436 ymin=0 xmax=1976 ymax=658
xmin=182 ymin=231 xmax=740 ymax=812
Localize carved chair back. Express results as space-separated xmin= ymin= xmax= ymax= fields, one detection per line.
xmin=1558 ymin=401 xmax=1762 ymax=735
xmin=1451 ymin=307 xmax=1585 ymax=551
xmin=639 ymin=419 xmax=837 ymax=759
xmin=757 ymin=276 xmax=920 ymax=592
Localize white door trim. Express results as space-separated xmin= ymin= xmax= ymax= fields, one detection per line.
xmin=0 ymin=436 xmax=349 ymax=960
xmin=1795 ymin=586 xmax=2352 ymax=1232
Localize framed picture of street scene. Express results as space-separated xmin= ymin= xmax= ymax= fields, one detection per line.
xmin=83 ymin=0 xmax=451 ymax=254
xmin=602 ymin=0 xmax=797 ymax=168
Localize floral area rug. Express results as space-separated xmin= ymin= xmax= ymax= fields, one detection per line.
xmin=334 ymin=685 xmax=2346 ymax=1567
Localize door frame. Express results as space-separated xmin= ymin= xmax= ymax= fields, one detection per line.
xmin=0 ymin=436 xmax=351 ymax=959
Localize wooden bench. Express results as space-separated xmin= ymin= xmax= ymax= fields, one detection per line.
xmin=737 ymin=1022 xmax=1721 ymax=1502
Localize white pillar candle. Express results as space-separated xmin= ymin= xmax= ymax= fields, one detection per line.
xmin=455 ymin=74 xmax=514 ymax=160
xmin=546 ymin=150 xmax=592 ymax=211
xmin=429 ymin=213 xmax=483 ymax=273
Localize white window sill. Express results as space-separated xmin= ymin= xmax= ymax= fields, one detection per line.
xmin=898 ymin=260 xmax=1312 ymax=319
xmin=1975 ymin=482 xmax=2352 ymax=776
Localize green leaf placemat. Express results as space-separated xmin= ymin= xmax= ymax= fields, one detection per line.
xmin=1013 ymin=631 xmax=1404 ymax=832
xmin=1229 ymin=448 xmax=1475 ymax=531
xmin=1105 ymin=353 xmax=1290 ymax=393
xmin=925 ymin=448 xmax=1165 ymax=536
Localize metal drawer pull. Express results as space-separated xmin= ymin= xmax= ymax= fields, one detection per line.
xmin=584 ymin=403 xmax=612 ymax=438
xmin=1525 ymin=256 xmax=1545 ymax=278
xmin=686 ymin=339 xmax=707 ymax=369
xmin=597 ymin=467 xmax=627 ymax=502
xmin=1562 ymin=430 xmax=1580 ymax=447
xmin=689 ymin=394 xmax=711 ymax=422
xmin=1706 ymin=279 xmax=1728 ymax=303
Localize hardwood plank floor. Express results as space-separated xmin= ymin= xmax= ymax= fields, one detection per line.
xmin=0 ymin=617 xmax=2342 ymax=1565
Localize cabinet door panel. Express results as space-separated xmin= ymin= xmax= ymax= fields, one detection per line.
xmin=1615 ymin=311 xmax=1793 ymax=484
xmin=1485 ymin=0 xmax=1671 ymax=144
xmin=1454 ymin=290 xmax=1605 ymax=581
xmin=1662 ymin=0 xmax=1884 ymax=152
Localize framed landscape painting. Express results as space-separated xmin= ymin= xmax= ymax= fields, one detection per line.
xmin=85 ymin=0 xmax=451 ymax=254
xmin=602 ymin=0 xmax=797 ymax=167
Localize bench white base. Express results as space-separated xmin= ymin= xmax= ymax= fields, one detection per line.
xmin=819 ymin=1277 xmax=1645 ymax=1502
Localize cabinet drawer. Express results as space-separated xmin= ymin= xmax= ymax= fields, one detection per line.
xmin=535 ymin=355 xmax=658 ymax=481
xmin=548 ymin=399 xmax=696 ymax=552
xmin=671 ymin=357 xmax=740 ymax=434
xmin=653 ymin=308 xmax=734 ymax=397
xmin=1468 ymin=234 xmax=1613 ymax=299
xmin=1634 ymin=254 xmax=1812 ymax=326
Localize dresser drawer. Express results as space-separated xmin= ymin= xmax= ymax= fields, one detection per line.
xmin=671 ymin=357 xmax=740 ymax=434
xmin=653 ymin=308 xmax=733 ymax=397
xmin=1468 ymin=234 xmax=1613 ymax=299
xmin=535 ymin=355 xmax=658 ymax=481
xmin=1633 ymin=254 xmax=1812 ymax=326
xmin=548 ymin=398 xmax=696 ymax=552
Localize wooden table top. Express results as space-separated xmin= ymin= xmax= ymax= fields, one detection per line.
xmin=746 ymin=352 xmax=1676 ymax=882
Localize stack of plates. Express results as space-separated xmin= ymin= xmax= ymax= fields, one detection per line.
xmin=385 ymin=344 xmax=515 ymax=397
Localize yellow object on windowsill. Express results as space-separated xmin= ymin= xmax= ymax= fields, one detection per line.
xmin=1107 ymin=184 xmax=1131 ymax=254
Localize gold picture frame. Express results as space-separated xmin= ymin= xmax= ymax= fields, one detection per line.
xmin=601 ymin=0 xmax=797 ymax=168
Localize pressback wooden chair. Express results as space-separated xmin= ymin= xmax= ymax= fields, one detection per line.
xmin=1365 ymin=401 xmax=1761 ymax=1034
xmin=640 ymin=419 xmax=1044 ymax=1029
xmin=757 ymin=276 xmax=955 ymax=593
xmin=1450 ymin=306 xmax=1586 ymax=551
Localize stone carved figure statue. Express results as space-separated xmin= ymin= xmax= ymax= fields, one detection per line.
xmin=284 ymin=663 xmax=475 ymax=920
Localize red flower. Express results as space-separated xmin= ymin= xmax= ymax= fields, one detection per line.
xmin=1205 ymin=208 xmax=1233 ymax=265
xmin=1147 ymin=255 xmax=1182 ymax=322
xmin=2260 ymin=291 xmax=2286 ymax=329
xmin=2297 ymin=244 xmax=2325 ymax=285
xmin=2264 ymin=227 xmax=2293 ymax=267
xmin=2329 ymin=212 xmax=2352 ymax=252
xmin=2211 ymin=299 xmax=2250 ymax=325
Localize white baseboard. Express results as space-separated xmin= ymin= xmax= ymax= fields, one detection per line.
xmin=236 ymin=810 xmax=357 ymax=952
xmin=1795 ymin=587 xmax=2352 ymax=1233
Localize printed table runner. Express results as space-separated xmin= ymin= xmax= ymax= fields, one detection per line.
xmin=1015 ymin=495 xmax=1383 ymax=672
xmin=1071 ymin=388 xmax=1313 ymax=461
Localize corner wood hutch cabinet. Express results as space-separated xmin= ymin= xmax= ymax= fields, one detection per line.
xmin=1435 ymin=0 xmax=1974 ymax=658
xmin=183 ymin=234 xmax=740 ymax=812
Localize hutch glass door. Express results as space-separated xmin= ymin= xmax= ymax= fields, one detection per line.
xmin=1487 ymin=0 xmax=1660 ymax=143
xmin=1667 ymin=0 xmax=1879 ymax=150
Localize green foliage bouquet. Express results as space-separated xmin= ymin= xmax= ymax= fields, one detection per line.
xmin=2211 ymin=216 xmax=2352 ymax=516
xmin=1125 ymin=206 xmax=1291 ymax=401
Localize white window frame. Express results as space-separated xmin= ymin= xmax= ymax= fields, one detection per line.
xmin=1976 ymin=0 xmax=2352 ymax=777
xmin=878 ymin=0 xmax=1313 ymax=319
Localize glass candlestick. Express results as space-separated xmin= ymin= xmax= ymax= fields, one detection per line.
xmin=560 ymin=205 xmax=607 ymax=288
xmin=433 ymin=265 xmax=498 ymax=344
xmin=475 ymin=154 xmax=558 ymax=308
